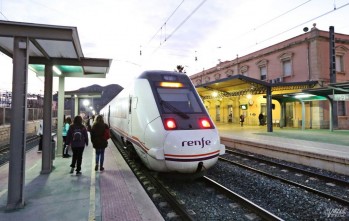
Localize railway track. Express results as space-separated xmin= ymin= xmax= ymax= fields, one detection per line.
xmin=0 ymin=135 xmax=39 ymax=166
xmin=221 ymin=149 xmax=349 ymax=206
xmin=111 ymin=135 xmax=283 ymax=221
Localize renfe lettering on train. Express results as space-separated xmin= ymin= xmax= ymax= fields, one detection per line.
xmin=182 ymin=137 xmax=211 ymax=148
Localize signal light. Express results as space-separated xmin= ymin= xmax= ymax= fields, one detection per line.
xmin=199 ymin=118 xmax=212 ymax=129
xmin=164 ymin=118 xmax=177 ymax=130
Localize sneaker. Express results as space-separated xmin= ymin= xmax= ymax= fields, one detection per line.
xmin=95 ymin=165 xmax=98 ymax=171
xmin=76 ymin=171 xmax=81 ymax=175
xmin=70 ymin=168 xmax=74 ymax=174
xmin=66 ymin=154 xmax=71 ymax=157
xmin=100 ymin=167 xmax=104 ymax=171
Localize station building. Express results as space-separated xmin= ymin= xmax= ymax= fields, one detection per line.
xmin=190 ymin=24 xmax=349 ymax=129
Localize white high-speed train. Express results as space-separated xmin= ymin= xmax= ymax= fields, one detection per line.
xmin=100 ymin=70 xmax=225 ymax=174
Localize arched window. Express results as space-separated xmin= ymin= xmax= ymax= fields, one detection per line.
xmin=256 ymin=59 xmax=268 ymax=80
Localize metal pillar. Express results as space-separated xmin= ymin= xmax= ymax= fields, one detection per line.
xmin=74 ymin=97 xmax=79 ymax=117
xmin=301 ymin=101 xmax=305 ymax=131
xmin=70 ymin=95 xmax=74 ymax=117
xmin=266 ymin=86 xmax=273 ymax=132
xmin=280 ymin=101 xmax=286 ymax=128
xmin=41 ymin=64 xmax=53 ymax=173
xmin=329 ymin=99 xmax=333 ymax=132
xmin=7 ymin=37 xmax=29 ymax=209
xmin=56 ymin=76 xmax=65 ymax=157
xmin=329 ymin=26 xmax=338 ymax=129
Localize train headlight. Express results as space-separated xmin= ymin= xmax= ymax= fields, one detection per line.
xmin=164 ymin=118 xmax=177 ymax=130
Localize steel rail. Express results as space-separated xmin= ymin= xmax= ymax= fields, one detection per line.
xmin=226 ymin=149 xmax=349 ymax=186
xmin=202 ymin=176 xmax=284 ymax=221
xmin=219 ymin=157 xmax=349 ymax=206
xmin=111 ymin=136 xmax=195 ymax=221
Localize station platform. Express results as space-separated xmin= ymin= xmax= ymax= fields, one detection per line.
xmin=0 ymin=137 xmax=164 ymax=221
xmin=0 ymin=125 xmax=348 ymax=221
xmin=217 ymin=123 xmax=349 ymax=176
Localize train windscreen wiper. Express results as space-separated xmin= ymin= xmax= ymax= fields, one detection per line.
xmin=160 ymin=100 xmax=190 ymax=119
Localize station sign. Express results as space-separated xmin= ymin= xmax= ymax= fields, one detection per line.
xmin=332 ymin=94 xmax=349 ymax=101
xmin=240 ymin=104 xmax=248 ymax=110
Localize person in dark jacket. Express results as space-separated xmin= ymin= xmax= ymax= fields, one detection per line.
xmin=66 ymin=115 xmax=88 ymax=175
xmin=90 ymin=115 xmax=109 ymax=171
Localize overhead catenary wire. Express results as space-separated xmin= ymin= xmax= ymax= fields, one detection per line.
xmin=252 ymin=0 xmax=312 ymax=31
xmin=150 ymin=0 xmax=208 ymax=55
xmin=147 ymin=0 xmax=185 ymax=45
xmin=254 ymin=2 xmax=349 ymax=46
xmin=231 ymin=0 xmax=312 ymax=44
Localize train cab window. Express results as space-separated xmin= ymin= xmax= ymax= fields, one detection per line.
xmin=157 ymin=88 xmax=203 ymax=113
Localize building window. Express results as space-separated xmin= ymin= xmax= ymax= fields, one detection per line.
xmin=240 ymin=65 xmax=249 ymax=76
xmin=335 ymin=46 xmax=348 ymax=73
xmin=256 ymin=59 xmax=268 ymax=81
xmin=283 ymin=60 xmax=292 ymax=76
xmin=225 ymin=69 xmax=234 ymax=77
xmin=279 ymin=52 xmax=293 ymax=77
xmin=338 ymin=101 xmax=346 ymax=116
xmin=260 ymin=66 xmax=267 ymax=80
xmin=214 ymin=73 xmax=221 ymax=80
xmin=336 ymin=55 xmax=344 ymax=72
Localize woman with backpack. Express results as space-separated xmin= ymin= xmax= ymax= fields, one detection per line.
xmin=66 ymin=115 xmax=88 ymax=175
xmin=90 ymin=115 xmax=110 ymax=171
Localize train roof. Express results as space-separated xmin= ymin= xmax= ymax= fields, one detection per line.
xmin=138 ymin=70 xmax=189 ymax=81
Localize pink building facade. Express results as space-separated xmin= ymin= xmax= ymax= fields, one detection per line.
xmin=190 ymin=25 xmax=349 ymax=129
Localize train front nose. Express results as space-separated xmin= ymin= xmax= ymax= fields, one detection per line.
xmin=163 ymin=130 xmax=224 ymax=173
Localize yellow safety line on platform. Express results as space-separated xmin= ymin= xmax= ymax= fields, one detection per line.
xmin=88 ymin=150 xmax=96 ymax=221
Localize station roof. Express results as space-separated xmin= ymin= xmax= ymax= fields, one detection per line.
xmin=266 ymin=81 xmax=349 ymax=102
xmin=0 ymin=20 xmax=111 ymax=78
xmin=303 ymin=81 xmax=349 ymax=96
xmin=195 ymin=74 xmax=317 ymax=99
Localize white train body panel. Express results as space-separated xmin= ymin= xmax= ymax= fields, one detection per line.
xmin=101 ymin=71 xmax=225 ymax=174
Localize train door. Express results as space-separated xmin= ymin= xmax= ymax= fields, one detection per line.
xmin=216 ymin=105 xmax=220 ymax=122
xmin=227 ymin=105 xmax=233 ymax=123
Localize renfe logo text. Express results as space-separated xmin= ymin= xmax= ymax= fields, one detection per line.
xmin=182 ymin=137 xmax=211 ymax=148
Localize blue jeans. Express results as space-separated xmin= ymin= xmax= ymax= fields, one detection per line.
xmin=95 ymin=149 xmax=105 ymax=166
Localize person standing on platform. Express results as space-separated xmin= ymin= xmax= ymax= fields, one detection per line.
xmin=62 ymin=117 xmax=72 ymax=158
xmin=258 ymin=113 xmax=264 ymax=126
xmin=239 ymin=114 xmax=245 ymax=127
xmin=66 ymin=115 xmax=88 ymax=175
xmin=37 ymin=120 xmax=43 ymax=152
xmin=90 ymin=115 xmax=110 ymax=171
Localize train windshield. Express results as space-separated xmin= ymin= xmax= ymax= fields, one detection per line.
xmin=157 ymin=88 xmax=204 ymax=114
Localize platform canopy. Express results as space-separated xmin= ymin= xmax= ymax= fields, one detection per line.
xmin=302 ymin=81 xmax=349 ymax=100
xmin=195 ymin=74 xmax=317 ymax=99
xmin=0 ymin=20 xmax=111 ymax=77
